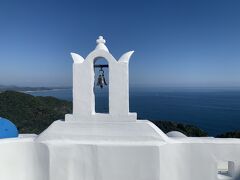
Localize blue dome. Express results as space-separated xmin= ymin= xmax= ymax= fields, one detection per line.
xmin=0 ymin=117 xmax=18 ymax=139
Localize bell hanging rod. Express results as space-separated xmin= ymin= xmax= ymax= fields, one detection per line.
xmin=94 ymin=64 xmax=109 ymax=68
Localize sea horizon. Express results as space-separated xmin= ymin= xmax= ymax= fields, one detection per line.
xmin=25 ymin=87 xmax=240 ymax=136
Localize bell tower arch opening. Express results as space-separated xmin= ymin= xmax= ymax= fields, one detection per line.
xmin=94 ymin=57 xmax=109 ymax=113
xmin=66 ymin=36 xmax=137 ymax=122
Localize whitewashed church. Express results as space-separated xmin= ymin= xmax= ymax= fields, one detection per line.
xmin=0 ymin=36 xmax=240 ymax=180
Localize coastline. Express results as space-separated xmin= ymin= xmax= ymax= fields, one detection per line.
xmin=22 ymin=88 xmax=71 ymax=93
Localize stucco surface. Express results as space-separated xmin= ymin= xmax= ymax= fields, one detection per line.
xmin=1 ymin=122 xmax=240 ymax=180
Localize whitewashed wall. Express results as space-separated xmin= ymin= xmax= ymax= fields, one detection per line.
xmin=0 ymin=137 xmax=49 ymax=180
xmin=0 ymin=130 xmax=240 ymax=180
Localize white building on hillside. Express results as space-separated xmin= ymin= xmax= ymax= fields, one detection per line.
xmin=0 ymin=36 xmax=240 ymax=180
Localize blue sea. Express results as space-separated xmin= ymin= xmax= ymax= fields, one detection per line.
xmin=27 ymin=88 xmax=240 ymax=136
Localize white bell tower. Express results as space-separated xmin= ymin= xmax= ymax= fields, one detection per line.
xmin=65 ymin=36 xmax=137 ymax=122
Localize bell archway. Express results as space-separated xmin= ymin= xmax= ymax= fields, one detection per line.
xmin=93 ymin=57 xmax=109 ymax=113
xmin=65 ymin=36 xmax=137 ymax=122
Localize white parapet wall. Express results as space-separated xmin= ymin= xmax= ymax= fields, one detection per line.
xmin=0 ymin=122 xmax=240 ymax=180
xmin=0 ymin=136 xmax=49 ymax=180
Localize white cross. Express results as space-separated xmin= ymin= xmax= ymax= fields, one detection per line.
xmin=96 ymin=36 xmax=106 ymax=44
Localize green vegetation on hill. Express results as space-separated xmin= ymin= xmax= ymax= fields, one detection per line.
xmin=151 ymin=120 xmax=208 ymax=137
xmin=0 ymin=91 xmax=72 ymax=134
xmin=0 ymin=91 xmax=208 ymax=137
xmin=216 ymin=131 xmax=240 ymax=138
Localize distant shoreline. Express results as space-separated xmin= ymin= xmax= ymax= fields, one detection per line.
xmin=0 ymin=85 xmax=71 ymax=93
xmin=22 ymin=88 xmax=71 ymax=93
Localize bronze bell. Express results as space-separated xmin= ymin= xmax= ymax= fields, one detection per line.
xmin=97 ymin=69 xmax=107 ymax=88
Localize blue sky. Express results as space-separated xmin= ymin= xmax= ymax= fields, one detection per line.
xmin=0 ymin=0 xmax=240 ymax=87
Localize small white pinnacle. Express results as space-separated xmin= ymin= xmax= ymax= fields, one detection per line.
xmin=95 ymin=35 xmax=109 ymax=52
xmin=96 ymin=36 xmax=106 ymax=44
